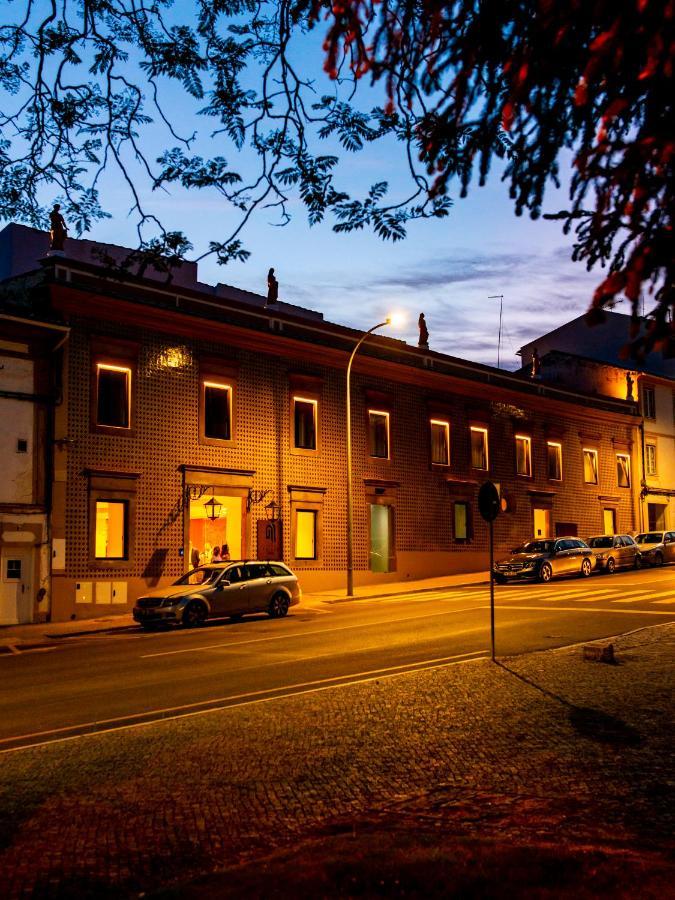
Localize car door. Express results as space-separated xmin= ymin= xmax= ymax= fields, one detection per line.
xmin=217 ymin=564 xmax=251 ymax=614
xmin=552 ymin=540 xmax=573 ymax=574
xmin=243 ymin=563 xmax=273 ymax=611
xmin=611 ymin=536 xmax=624 ymax=568
xmin=621 ymin=535 xmax=636 ymax=567
xmin=664 ymin=532 xmax=675 ymax=563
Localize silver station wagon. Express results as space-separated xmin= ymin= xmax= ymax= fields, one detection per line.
xmin=133 ymin=561 xmax=301 ymax=629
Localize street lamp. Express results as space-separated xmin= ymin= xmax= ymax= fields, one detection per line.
xmin=346 ymin=315 xmax=398 ymax=597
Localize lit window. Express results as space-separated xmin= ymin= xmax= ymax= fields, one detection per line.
xmin=515 ymin=434 xmax=532 ymax=477
xmin=95 ymin=500 xmax=127 ymax=559
xmin=454 ymin=501 xmax=470 ymax=542
xmin=369 ymin=410 xmax=390 ymax=459
xmin=293 ymin=397 xmax=317 ymax=450
xmin=203 ymin=382 xmax=232 ymax=441
xmin=547 ymin=441 xmax=562 ymax=481
xmin=96 ymin=364 xmax=131 ymax=428
xmin=642 ymin=386 xmax=656 ymax=419
xmin=616 ymin=453 xmax=631 ymax=488
xmin=430 ymin=419 xmax=450 ymax=465
xmin=470 ymin=426 xmax=488 ymax=470
xmin=583 ymin=448 xmax=598 ymax=484
xmin=295 ymin=510 xmax=317 ymax=559
xmin=603 ymin=508 xmax=616 ymax=535
xmin=645 ymin=443 xmax=657 ymax=476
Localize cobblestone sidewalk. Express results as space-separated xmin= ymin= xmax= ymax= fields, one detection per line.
xmin=0 ymin=624 xmax=673 ymax=897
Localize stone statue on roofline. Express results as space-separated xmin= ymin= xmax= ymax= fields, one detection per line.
xmin=530 ymin=347 xmax=541 ymax=379
xmin=49 ymin=204 xmax=68 ymax=252
xmin=418 ymin=312 xmax=429 ymax=349
xmin=267 ymin=267 xmax=278 ymax=305
xmin=625 ymin=371 xmax=634 ymax=401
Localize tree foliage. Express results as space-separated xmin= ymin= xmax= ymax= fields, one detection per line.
xmin=0 ymin=0 xmax=672 ymax=355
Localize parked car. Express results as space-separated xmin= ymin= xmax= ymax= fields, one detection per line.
xmin=133 ymin=561 xmax=301 ymax=629
xmin=634 ymin=531 xmax=675 ymax=567
xmin=493 ymin=537 xmax=594 ymax=584
xmin=585 ymin=534 xmax=641 ymax=573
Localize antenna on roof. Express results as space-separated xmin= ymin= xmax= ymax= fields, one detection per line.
xmin=488 ymin=295 xmax=504 ymax=369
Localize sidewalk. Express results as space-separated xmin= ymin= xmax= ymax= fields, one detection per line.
xmin=0 ymin=571 xmax=489 ymax=649
xmin=0 ymin=623 xmax=673 ymax=897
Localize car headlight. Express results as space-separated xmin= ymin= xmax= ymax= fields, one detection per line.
xmin=522 ymin=560 xmax=536 ymax=568
xmin=161 ymin=597 xmax=181 ymax=608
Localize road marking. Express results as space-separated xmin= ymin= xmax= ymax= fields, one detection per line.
xmin=140 ymin=606 xmax=486 ymax=659
xmin=610 ymin=591 xmax=661 ymax=603
xmin=653 ymin=598 xmax=675 ymax=605
xmin=0 ymin=650 xmax=489 ymax=754
xmin=496 ymin=605 xmax=674 ymax=616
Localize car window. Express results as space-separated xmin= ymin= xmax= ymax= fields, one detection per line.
xmin=245 ymin=563 xmax=270 ymax=580
xmin=665 ymin=533 xmax=675 ymax=543
xmin=225 ymin=565 xmax=246 ymax=584
xmin=636 ymin=532 xmax=663 ymax=544
xmin=572 ymin=539 xmax=586 ymax=549
xmin=175 ymin=567 xmax=221 ymax=586
xmin=518 ymin=541 xmax=554 ymax=554
xmin=587 ymin=536 xmax=612 ymax=548
xmin=621 ymin=535 xmax=634 ymax=546
xmin=269 ymin=564 xmax=291 ymax=577
xmin=554 ymin=540 xmax=569 ymax=552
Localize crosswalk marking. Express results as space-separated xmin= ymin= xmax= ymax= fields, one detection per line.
xmin=653 ymin=598 xmax=675 ymax=605
xmin=610 ymin=591 xmax=658 ymax=603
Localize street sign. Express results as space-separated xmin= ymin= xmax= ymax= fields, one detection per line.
xmin=478 ymin=481 xmax=500 ymax=522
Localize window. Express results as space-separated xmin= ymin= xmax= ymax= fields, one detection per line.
xmin=6 ymin=559 xmax=21 ymax=580
xmin=470 ymin=426 xmax=488 ymax=470
xmin=515 ymin=434 xmax=532 ymax=477
xmin=645 ymin=442 xmax=657 ymax=475
xmin=642 ymin=385 xmax=656 ymax=419
xmin=94 ymin=500 xmax=128 ymax=559
xmin=430 ymin=419 xmax=450 ymax=465
xmin=295 ymin=510 xmax=317 ymax=559
xmin=293 ymin=396 xmax=317 ymax=450
xmin=369 ymin=410 xmax=390 ymax=459
xmin=453 ymin=501 xmax=471 ymax=542
xmin=96 ymin=364 xmax=131 ymax=428
xmin=547 ymin=441 xmax=562 ymax=481
xmin=203 ymin=382 xmax=232 ymax=441
xmin=616 ymin=453 xmax=631 ymax=488
xmin=583 ymin=448 xmax=598 ymax=484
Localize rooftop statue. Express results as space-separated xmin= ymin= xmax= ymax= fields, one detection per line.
xmin=418 ymin=312 xmax=429 ymax=349
xmin=267 ymin=267 xmax=278 ymax=305
xmin=49 ymin=204 xmax=67 ymax=252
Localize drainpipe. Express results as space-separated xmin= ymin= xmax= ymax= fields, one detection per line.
xmin=638 ymin=420 xmax=647 ymax=533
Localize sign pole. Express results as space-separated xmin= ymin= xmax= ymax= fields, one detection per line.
xmin=489 ymin=518 xmax=495 ymax=661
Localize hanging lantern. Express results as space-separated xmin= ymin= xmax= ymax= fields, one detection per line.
xmin=204 ymin=495 xmax=222 ymax=521
xmin=265 ymin=500 xmax=280 ymax=521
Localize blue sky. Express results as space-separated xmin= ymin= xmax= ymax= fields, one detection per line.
xmin=8 ymin=3 xmax=610 ymax=369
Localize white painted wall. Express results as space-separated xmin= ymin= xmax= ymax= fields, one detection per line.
xmin=0 ymin=354 xmax=34 ymax=504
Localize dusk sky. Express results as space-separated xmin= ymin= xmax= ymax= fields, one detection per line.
xmin=29 ymin=10 xmax=612 ymax=371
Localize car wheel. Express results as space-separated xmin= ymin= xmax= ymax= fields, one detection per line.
xmin=634 ymin=555 xmax=642 ymax=569
xmin=581 ymin=557 xmax=592 ymax=578
xmin=182 ymin=600 xmax=207 ymax=627
xmin=605 ymin=557 xmax=615 ymax=575
xmin=539 ymin=562 xmax=553 ymax=583
xmin=268 ymin=592 xmax=290 ymax=619
xmin=493 ymin=574 xmax=507 ymax=585
xmin=654 ymin=551 xmax=664 ymax=567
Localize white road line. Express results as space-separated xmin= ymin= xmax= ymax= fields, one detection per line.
xmin=610 ymin=591 xmax=660 ymax=603
xmin=653 ymin=598 xmax=675 ymax=605
xmin=499 ymin=605 xmax=673 ymax=616
xmin=0 ymin=650 xmax=489 ymax=754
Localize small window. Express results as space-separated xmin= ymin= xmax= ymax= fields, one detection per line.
xmin=470 ymin=426 xmax=488 ymax=470
xmin=293 ymin=397 xmax=317 ymax=450
xmin=515 ymin=434 xmax=532 ymax=477
xmin=203 ymin=381 xmax=232 ymax=441
xmin=6 ymin=559 xmax=21 ymax=580
xmin=616 ymin=453 xmax=631 ymax=488
xmin=295 ymin=509 xmax=317 ymax=559
xmin=16 ymin=438 xmax=28 ymax=453
xmin=642 ymin=385 xmax=656 ymax=419
xmin=547 ymin=441 xmax=562 ymax=481
xmin=453 ymin=501 xmax=471 ymax=542
xmin=94 ymin=500 xmax=128 ymax=560
xmin=96 ymin=364 xmax=131 ymax=428
xmin=430 ymin=419 xmax=450 ymax=465
xmin=645 ymin=443 xmax=657 ymax=475
xmin=583 ymin=448 xmax=598 ymax=484
xmin=369 ymin=410 xmax=390 ymax=459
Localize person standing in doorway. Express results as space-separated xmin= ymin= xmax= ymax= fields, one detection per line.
xmin=211 ymin=545 xmax=222 ymax=563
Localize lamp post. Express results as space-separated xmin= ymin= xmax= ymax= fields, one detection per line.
xmin=346 ymin=318 xmax=391 ymax=597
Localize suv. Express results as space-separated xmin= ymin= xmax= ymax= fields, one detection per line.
xmin=494 ymin=537 xmax=593 ymax=583
xmin=133 ymin=561 xmax=301 ymax=629
xmin=586 ymin=534 xmax=641 ymax=573
xmin=634 ymin=531 xmax=675 ymax=567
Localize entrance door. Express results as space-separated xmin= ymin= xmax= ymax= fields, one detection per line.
xmin=647 ymin=503 xmax=667 ymax=531
xmin=603 ymin=508 xmax=616 ymax=535
xmin=0 ymin=549 xmax=33 ymax=625
xmin=370 ymin=504 xmax=394 ymax=573
xmin=533 ymin=508 xmax=552 ymax=539
xmin=188 ymin=493 xmax=245 ymax=567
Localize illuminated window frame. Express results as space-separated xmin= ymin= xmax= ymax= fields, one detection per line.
xmin=95 ymin=363 xmax=132 ymax=430
xmin=470 ymin=426 xmax=489 ymax=471
xmin=547 ymin=441 xmax=563 ymax=481
xmin=515 ymin=434 xmax=532 ymax=477
xmin=583 ymin=447 xmax=599 ymax=484
xmin=616 ymin=452 xmax=631 ymax=488
xmin=368 ymin=409 xmax=390 ymax=460
xmin=294 ymin=509 xmax=317 ymax=560
xmin=202 ymin=380 xmax=233 ymax=442
xmin=645 ymin=442 xmax=657 ymax=476
xmin=292 ymin=395 xmax=318 ymax=452
xmin=94 ymin=499 xmax=129 ymax=561
xmin=430 ymin=418 xmax=450 ymax=466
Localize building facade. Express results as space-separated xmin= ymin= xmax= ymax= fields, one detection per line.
xmin=1 ymin=226 xmax=641 ymax=621
xmin=519 ymin=312 xmax=675 ymax=533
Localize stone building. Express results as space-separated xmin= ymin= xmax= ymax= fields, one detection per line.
xmin=1 ymin=225 xmax=641 ymax=622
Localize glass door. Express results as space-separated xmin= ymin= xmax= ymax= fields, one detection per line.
xmin=370 ymin=504 xmax=394 ymax=573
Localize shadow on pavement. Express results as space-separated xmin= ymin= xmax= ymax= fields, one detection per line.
xmin=496 ymin=662 xmax=643 ymax=747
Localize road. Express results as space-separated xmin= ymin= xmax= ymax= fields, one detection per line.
xmin=1 ymin=567 xmax=673 ymax=752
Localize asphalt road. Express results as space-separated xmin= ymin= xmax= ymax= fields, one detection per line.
xmin=1 ymin=567 xmax=673 ymax=752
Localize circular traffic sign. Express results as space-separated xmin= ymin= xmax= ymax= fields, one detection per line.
xmin=478 ymin=480 xmax=500 ymax=522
